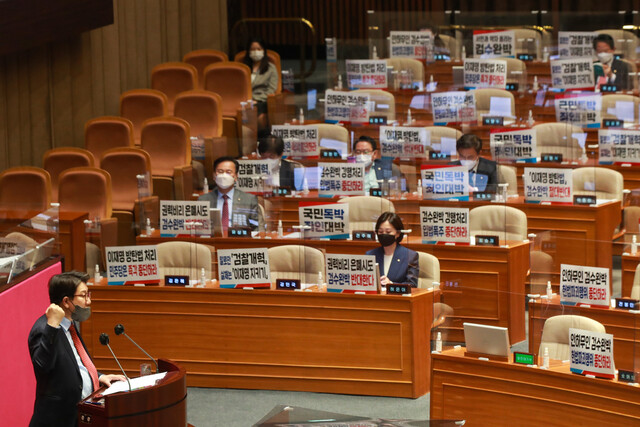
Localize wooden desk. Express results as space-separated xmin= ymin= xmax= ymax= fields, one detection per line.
xmin=431 ymin=347 xmax=640 ymax=425
xmin=83 ymin=286 xmax=435 ymax=398
xmin=0 ymin=210 xmax=87 ymax=272
xmin=528 ymin=295 xmax=640 ymax=371
xmin=136 ymin=234 xmax=529 ymax=344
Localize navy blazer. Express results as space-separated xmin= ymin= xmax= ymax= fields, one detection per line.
xmin=28 ymin=315 xmax=96 ymax=427
xmin=366 ymin=244 xmax=419 ymax=287
xmin=450 ymin=157 xmax=498 ymax=192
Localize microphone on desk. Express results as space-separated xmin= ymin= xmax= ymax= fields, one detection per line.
xmin=99 ymin=333 xmax=131 ymax=392
xmin=114 ymin=324 xmax=159 ymax=373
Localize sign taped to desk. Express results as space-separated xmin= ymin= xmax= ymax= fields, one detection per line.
xmin=550 ymin=58 xmax=595 ymax=90
xmin=389 ymin=31 xmax=432 ymax=59
xmin=236 ymin=160 xmax=270 ymax=194
xmin=318 ymin=162 xmax=365 ymax=196
xmin=420 ymin=206 xmax=470 ymax=244
xmin=554 ymin=92 xmax=602 ymax=128
xmin=299 ymin=202 xmax=349 ymax=240
xmin=598 ymin=129 xmax=640 ymax=164
xmin=472 ymin=30 xmax=515 ymax=58
xmin=463 ymin=59 xmax=507 ymax=89
xmin=325 ymin=90 xmax=370 ymax=123
xmin=106 ymin=245 xmax=160 ymax=285
xmin=569 ymin=328 xmax=615 ymax=379
xmin=558 ymin=32 xmax=595 ymax=58
xmin=217 ymin=248 xmax=271 ymax=289
xmin=431 ymin=91 xmax=477 ymax=124
xmin=523 ymin=168 xmax=572 ymax=203
xmin=160 ymin=201 xmax=210 ymax=237
xmin=560 ymin=263 xmax=610 ymax=308
xmin=490 ymin=128 xmax=537 ymax=161
xmin=421 ymin=165 xmax=469 ymax=201
xmin=326 ymin=253 xmax=377 ymax=293
xmin=271 ymin=124 xmax=320 ymax=158
xmin=379 ymin=126 xmax=429 ymax=158
xmin=346 ymin=59 xmax=388 ymax=89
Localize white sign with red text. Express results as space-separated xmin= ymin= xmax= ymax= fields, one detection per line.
xmin=271 ymin=125 xmax=320 ymax=158
xmin=523 ymin=168 xmax=572 ymax=203
xmin=420 ymin=206 xmax=470 ymax=244
xmin=389 ymin=31 xmax=432 ymax=59
xmin=325 ymin=90 xmax=370 ymax=123
xmin=106 ymin=245 xmax=160 ymax=285
xmin=326 ymin=253 xmax=377 ymax=294
xmin=160 ymin=201 xmax=211 ymax=237
xmin=569 ymin=328 xmax=615 ymax=379
xmin=346 ymin=59 xmax=388 ymax=89
xmin=379 ymin=126 xmax=429 ymax=158
xmin=318 ymin=162 xmax=365 ymax=196
xmin=472 ymin=30 xmax=515 ymax=58
xmin=560 ymin=264 xmax=610 ymax=308
xmin=463 ymin=59 xmax=507 ymax=89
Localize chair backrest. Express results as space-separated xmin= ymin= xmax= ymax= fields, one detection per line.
xmin=631 ymin=263 xmax=640 ymax=299
xmin=539 ymin=315 xmax=606 ymax=360
xmin=267 ymin=245 xmax=325 ymax=286
xmin=595 ymin=29 xmax=639 ymax=60
xmin=173 ymin=90 xmax=224 ymax=138
xmin=497 ymin=164 xmax=518 ymax=196
xmin=601 ymin=94 xmax=640 ymax=124
xmin=352 ymin=89 xmax=396 ymax=121
xmin=416 ymin=251 xmax=440 ymax=289
xmin=385 ymin=58 xmax=425 ymax=86
xmin=470 ymin=88 xmax=515 ymax=120
xmin=469 ymin=205 xmax=528 ymax=242
xmin=100 ymin=148 xmax=153 ymax=211
xmin=234 ymin=50 xmax=282 ymax=93
xmin=140 ymin=116 xmax=191 ymax=177
xmin=624 ymin=206 xmax=640 ymax=234
xmin=424 ymin=126 xmax=462 ymax=152
xmin=504 ymin=57 xmax=527 ymax=87
xmin=532 ymin=122 xmax=584 ymax=160
xmin=157 ymin=241 xmax=213 ymax=279
xmin=337 ymin=196 xmax=395 ymax=232
xmin=438 ymin=34 xmax=460 ymax=59
xmin=513 ymin=29 xmax=542 ymax=58
xmin=58 ymin=167 xmax=112 ymax=219
xmin=529 ymin=250 xmax=555 ymax=294
xmin=572 ymin=167 xmax=624 ymax=201
xmin=43 ymin=147 xmax=96 ymax=202
xmin=120 ymin=89 xmax=168 ymax=145
xmin=150 ymin=62 xmax=198 ymax=114
xmin=203 ymin=62 xmax=252 ymax=117
xmin=317 ymin=123 xmax=350 ymax=152
xmin=84 ymin=116 xmax=134 ymax=161
xmin=183 ymin=49 xmax=229 ymax=89
xmin=0 ymin=166 xmax=51 ymax=211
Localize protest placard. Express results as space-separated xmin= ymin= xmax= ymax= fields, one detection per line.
xmin=235 ymin=160 xmax=270 ymax=193
xmin=326 ymin=253 xmax=377 ymax=293
xmin=325 ymin=90 xmax=370 ymax=123
xmin=569 ymin=328 xmax=615 ymax=379
xmin=160 ymin=201 xmax=211 ymax=237
xmin=420 ymin=206 xmax=470 ymax=243
xmin=598 ymin=129 xmax=640 ymax=164
xmin=472 ymin=30 xmax=515 ymax=58
xmin=560 ymin=264 xmax=610 ymax=308
xmin=217 ymin=248 xmax=271 ymax=289
xmin=421 ymin=165 xmax=469 ymax=201
xmin=299 ymin=202 xmax=349 ymax=239
xmin=346 ymin=59 xmax=388 ymax=89
xmin=463 ymin=59 xmax=507 ymax=89
xmin=271 ymin=125 xmax=320 ymax=158
xmin=523 ymin=168 xmax=573 ymax=203
xmin=379 ymin=126 xmax=429 ymax=158
xmin=389 ymin=31 xmax=432 ymax=59
xmin=431 ymin=91 xmax=477 ymax=124
xmin=318 ymin=162 xmax=365 ymax=196
xmin=558 ymin=32 xmax=595 ymax=58
xmin=554 ymin=93 xmax=602 ymax=127
xmin=106 ymin=245 xmax=160 ymax=285
xmin=490 ymin=128 xmax=537 ymax=161
xmin=550 ymin=58 xmax=595 ymax=89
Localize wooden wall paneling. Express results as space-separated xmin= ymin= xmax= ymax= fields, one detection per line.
xmin=165 ymin=0 xmax=182 ymax=61
xmin=98 ymin=1 xmax=121 ymax=116
xmin=179 ymin=0 xmax=194 ymax=57
xmin=72 ymin=35 xmax=95 ymax=151
xmin=89 ymin=28 xmax=107 ymax=116
xmin=28 ymin=46 xmax=52 ymax=165
xmin=0 ymin=57 xmax=8 ymax=171
xmin=50 ymin=40 xmax=74 ymax=148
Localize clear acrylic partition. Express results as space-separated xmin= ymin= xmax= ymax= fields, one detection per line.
xmin=0 ymin=205 xmax=60 ymax=286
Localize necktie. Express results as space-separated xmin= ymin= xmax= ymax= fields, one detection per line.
xmin=69 ymin=323 xmax=100 ymax=392
xmin=222 ymin=194 xmax=229 ymax=236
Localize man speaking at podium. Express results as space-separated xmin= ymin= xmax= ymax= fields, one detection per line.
xmin=28 ymin=272 xmax=125 ymax=427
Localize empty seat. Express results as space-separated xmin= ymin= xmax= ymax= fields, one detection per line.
xmin=157 ymin=241 xmax=214 ymax=280
xmin=120 ymin=89 xmax=168 ymax=145
xmin=183 ymin=49 xmax=229 ymax=89
xmin=601 ymin=94 xmax=640 ymax=124
xmin=497 ymin=164 xmax=518 ymax=197
xmin=529 ymin=250 xmax=554 ymax=295
xmin=416 ymin=251 xmax=440 ymax=289
xmin=43 ymin=147 xmax=96 ymax=202
xmin=84 ymin=116 xmax=134 ymax=161
xmin=469 ymin=205 xmax=528 ymax=242
xmin=0 ymin=167 xmax=51 ymax=212
xmin=504 ymin=57 xmax=527 ymax=90
xmin=385 ymin=58 xmax=425 ymax=87
xmin=539 ymin=315 xmax=605 ymax=360
xmin=470 ymin=88 xmax=515 ymax=123
xmin=352 ymin=89 xmax=396 ymax=121
xmin=337 ymin=196 xmax=395 ymax=233
xmin=267 ymin=245 xmax=325 ymax=288
xmin=513 ymin=28 xmax=543 ymax=59
xmin=532 ymin=122 xmax=585 ymax=161
xmin=424 ymin=126 xmax=463 ymax=154
xmin=150 ymin=62 xmax=198 ymax=114
xmin=572 ymin=167 xmax=624 ymax=201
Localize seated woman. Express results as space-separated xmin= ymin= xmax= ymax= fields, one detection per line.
xmin=257 ymin=134 xmax=302 ymax=190
xmin=242 ymin=37 xmax=278 ymax=132
xmin=366 ymin=212 xmax=419 ymax=287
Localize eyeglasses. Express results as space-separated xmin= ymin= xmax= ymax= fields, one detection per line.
xmin=74 ymin=292 xmax=91 ymax=300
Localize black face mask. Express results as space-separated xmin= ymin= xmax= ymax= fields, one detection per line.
xmin=377 ymin=233 xmax=397 ymax=247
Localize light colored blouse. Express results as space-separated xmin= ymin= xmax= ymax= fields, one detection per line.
xmin=251 ymin=62 xmax=278 ymax=102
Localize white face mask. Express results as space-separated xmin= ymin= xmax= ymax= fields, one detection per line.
xmin=355 ymin=154 xmax=373 ymax=168
xmin=215 ymin=173 xmax=235 ymax=190
xmin=250 ymin=50 xmax=264 ymax=62
xmin=597 ymin=52 xmax=613 ymax=65
xmin=460 ymin=159 xmax=477 ymax=171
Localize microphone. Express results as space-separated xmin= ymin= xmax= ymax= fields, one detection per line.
xmin=114 ymin=324 xmax=159 ymax=373
xmin=99 ymin=333 xmax=131 ymax=392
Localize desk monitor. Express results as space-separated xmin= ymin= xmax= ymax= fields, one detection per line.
xmin=463 ymin=322 xmax=510 ymax=357
xmin=209 ymin=208 xmax=224 ymax=237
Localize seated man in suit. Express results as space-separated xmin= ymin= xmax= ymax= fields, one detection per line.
xmin=257 ymin=134 xmax=303 ymax=190
xmin=593 ymin=33 xmax=632 ymax=91
xmin=353 ymin=135 xmax=404 ymax=193
xmin=29 ymin=271 xmax=125 ymax=427
xmin=451 ymin=133 xmax=498 ymax=193
xmin=199 ymin=156 xmax=263 ymax=234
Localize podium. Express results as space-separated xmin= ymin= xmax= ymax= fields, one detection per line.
xmin=78 ymin=359 xmax=187 ymax=427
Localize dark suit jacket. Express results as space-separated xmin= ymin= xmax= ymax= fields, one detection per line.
xmin=198 ymin=187 xmax=263 ymax=231
xmin=28 ymin=315 xmax=94 ymax=427
xmin=595 ymin=58 xmax=631 ymax=90
xmin=366 ymin=244 xmax=419 ymax=287
xmin=279 ymin=159 xmax=297 ymax=190
xmin=373 ymin=158 xmax=404 ymax=182
xmin=451 ymin=157 xmax=498 ymax=192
